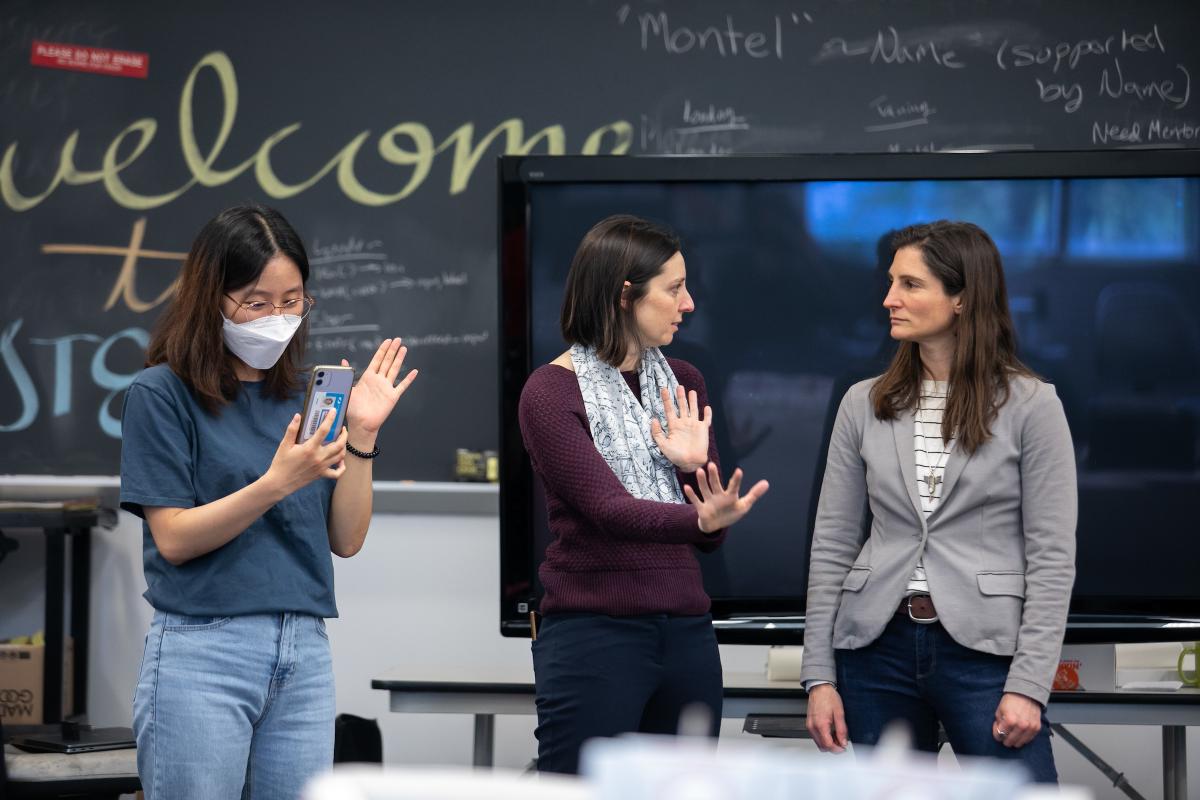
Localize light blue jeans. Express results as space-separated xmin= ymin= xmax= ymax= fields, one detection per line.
xmin=133 ymin=610 xmax=335 ymax=799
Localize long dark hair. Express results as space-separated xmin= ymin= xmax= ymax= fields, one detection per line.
xmin=559 ymin=214 xmax=681 ymax=367
xmin=146 ymin=204 xmax=310 ymax=412
xmin=870 ymin=220 xmax=1035 ymax=453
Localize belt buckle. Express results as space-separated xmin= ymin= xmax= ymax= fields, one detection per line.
xmin=907 ymin=596 xmax=938 ymax=625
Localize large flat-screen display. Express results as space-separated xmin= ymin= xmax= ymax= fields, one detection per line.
xmin=499 ymin=151 xmax=1200 ymax=644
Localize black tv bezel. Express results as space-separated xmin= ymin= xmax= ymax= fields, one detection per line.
xmin=498 ymin=149 xmax=1200 ymax=645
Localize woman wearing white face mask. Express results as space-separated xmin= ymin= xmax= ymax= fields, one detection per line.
xmin=118 ymin=204 xmax=417 ymax=799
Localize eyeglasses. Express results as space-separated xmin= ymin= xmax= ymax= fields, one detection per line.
xmin=225 ymin=294 xmax=315 ymax=319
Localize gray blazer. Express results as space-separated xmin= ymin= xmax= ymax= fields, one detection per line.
xmin=800 ymin=374 xmax=1077 ymax=706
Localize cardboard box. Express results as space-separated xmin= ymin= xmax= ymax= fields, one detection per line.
xmin=1054 ymin=644 xmax=1116 ymax=692
xmin=0 ymin=640 xmax=74 ymax=724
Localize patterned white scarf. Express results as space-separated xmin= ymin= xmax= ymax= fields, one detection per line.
xmin=570 ymin=343 xmax=685 ymax=503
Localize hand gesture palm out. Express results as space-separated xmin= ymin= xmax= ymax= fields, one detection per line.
xmin=650 ymin=385 xmax=711 ymax=472
xmin=343 ymin=338 xmax=419 ymax=435
xmin=685 ymin=463 xmax=770 ymax=533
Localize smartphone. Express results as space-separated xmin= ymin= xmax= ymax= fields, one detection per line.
xmin=297 ymin=365 xmax=354 ymax=444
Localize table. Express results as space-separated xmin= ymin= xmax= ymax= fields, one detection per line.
xmin=3 ymin=741 xmax=140 ymax=798
xmin=373 ymin=669 xmax=1200 ymax=799
xmin=0 ymin=509 xmax=96 ymax=724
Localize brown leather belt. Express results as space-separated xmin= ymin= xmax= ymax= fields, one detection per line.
xmin=897 ymin=594 xmax=938 ymax=623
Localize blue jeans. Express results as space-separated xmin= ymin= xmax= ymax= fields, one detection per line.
xmin=836 ymin=615 xmax=1057 ymax=783
xmin=532 ymin=613 xmax=722 ymax=775
xmin=133 ymin=611 xmax=335 ymax=799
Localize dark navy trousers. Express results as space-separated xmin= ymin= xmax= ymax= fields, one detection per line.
xmin=837 ymin=615 xmax=1058 ymax=783
xmin=531 ymin=612 xmax=723 ymax=775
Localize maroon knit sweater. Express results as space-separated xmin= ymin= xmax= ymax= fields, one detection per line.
xmin=518 ymin=357 xmax=726 ymax=617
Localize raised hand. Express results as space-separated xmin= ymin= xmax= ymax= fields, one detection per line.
xmin=267 ymin=411 xmax=348 ymax=495
xmin=683 ymin=462 xmax=770 ymax=533
xmin=650 ymin=385 xmax=712 ymax=472
xmin=344 ymin=337 xmax=419 ymax=436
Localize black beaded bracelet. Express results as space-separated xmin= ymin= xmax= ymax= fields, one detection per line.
xmin=345 ymin=441 xmax=380 ymax=459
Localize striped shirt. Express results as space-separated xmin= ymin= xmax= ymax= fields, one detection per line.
xmin=906 ymin=380 xmax=954 ymax=595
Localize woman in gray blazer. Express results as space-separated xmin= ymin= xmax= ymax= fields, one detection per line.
xmin=801 ymin=220 xmax=1076 ymax=782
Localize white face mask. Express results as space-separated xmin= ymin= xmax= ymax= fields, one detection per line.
xmin=221 ymin=313 xmax=303 ymax=370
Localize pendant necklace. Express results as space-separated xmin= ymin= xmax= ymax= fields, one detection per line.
xmin=923 ymin=458 xmax=948 ymax=494
xmin=918 ymin=391 xmax=952 ymax=495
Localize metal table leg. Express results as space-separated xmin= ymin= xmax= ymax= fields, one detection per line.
xmin=1051 ymin=723 xmax=1144 ymax=799
xmin=70 ymin=526 xmax=91 ymax=717
xmin=473 ymin=713 xmax=495 ymax=767
xmin=1163 ymin=725 xmax=1186 ymax=800
xmin=43 ymin=527 xmax=66 ymax=725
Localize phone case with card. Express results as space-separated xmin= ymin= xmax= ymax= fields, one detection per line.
xmin=298 ymin=365 xmax=354 ymax=444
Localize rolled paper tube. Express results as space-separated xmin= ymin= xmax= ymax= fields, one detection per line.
xmin=766 ymin=646 xmax=804 ymax=682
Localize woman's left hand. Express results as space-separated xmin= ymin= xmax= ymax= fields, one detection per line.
xmin=343 ymin=338 xmax=419 ymax=436
xmin=650 ymin=385 xmax=712 ymax=472
xmin=685 ymin=463 xmax=770 ymax=533
xmin=992 ymin=692 xmax=1042 ymax=748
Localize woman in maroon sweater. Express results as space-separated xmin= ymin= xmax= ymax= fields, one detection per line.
xmin=519 ymin=214 xmax=769 ymax=774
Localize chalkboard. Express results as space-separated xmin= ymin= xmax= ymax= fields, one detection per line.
xmin=1 ymin=0 xmax=1197 ymax=480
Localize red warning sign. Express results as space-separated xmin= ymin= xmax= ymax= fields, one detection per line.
xmin=30 ymin=40 xmax=149 ymax=78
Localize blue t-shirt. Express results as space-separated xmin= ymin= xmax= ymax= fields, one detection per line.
xmin=119 ymin=364 xmax=338 ymax=618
